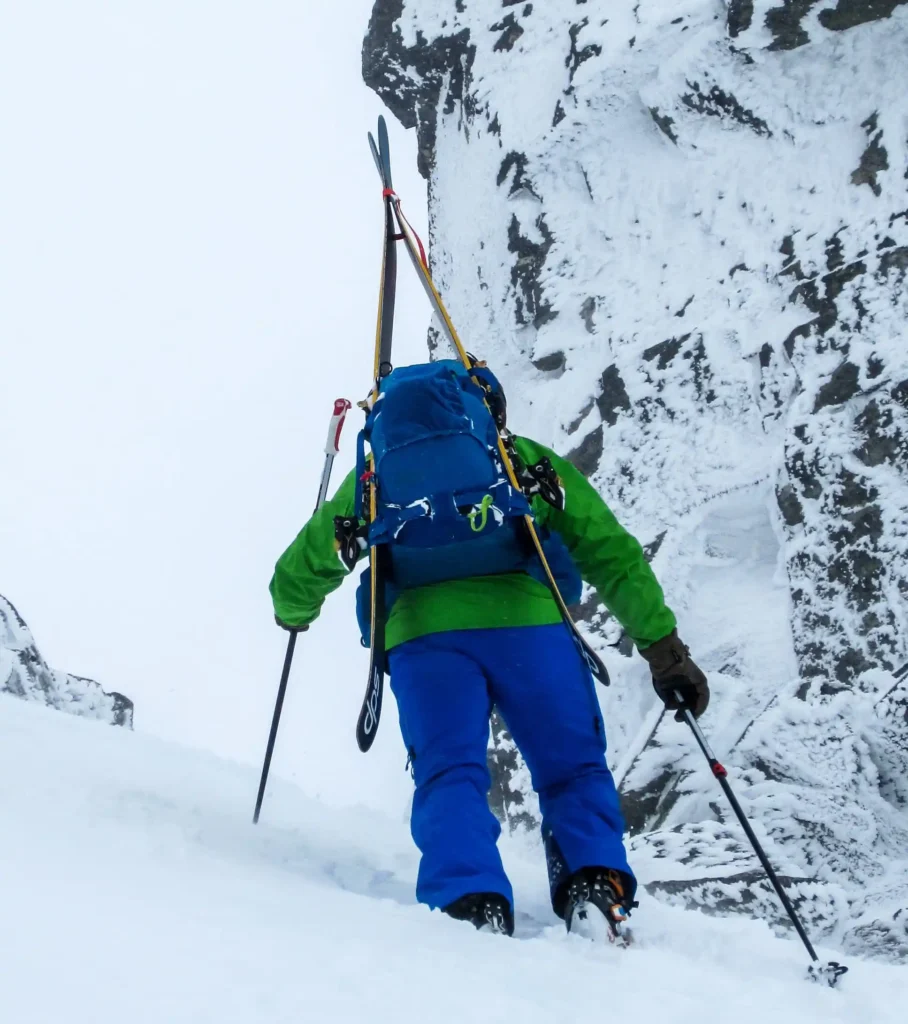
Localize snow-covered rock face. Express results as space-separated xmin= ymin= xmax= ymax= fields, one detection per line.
xmin=364 ymin=0 xmax=908 ymax=961
xmin=1 ymin=595 xmax=133 ymax=728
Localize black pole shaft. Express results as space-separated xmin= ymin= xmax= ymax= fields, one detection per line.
xmin=253 ymin=630 xmax=298 ymax=824
xmin=679 ymin=702 xmax=819 ymax=963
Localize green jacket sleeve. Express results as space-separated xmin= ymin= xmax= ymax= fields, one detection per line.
xmin=269 ymin=469 xmax=358 ymax=628
xmin=515 ymin=437 xmax=676 ymax=649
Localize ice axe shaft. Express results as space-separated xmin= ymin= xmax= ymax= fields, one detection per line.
xmin=675 ymin=692 xmax=847 ymax=987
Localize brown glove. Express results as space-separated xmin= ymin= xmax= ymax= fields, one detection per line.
xmin=639 ymin=630 xmax=709 ymax=720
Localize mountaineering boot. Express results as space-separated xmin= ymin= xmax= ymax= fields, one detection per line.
xmin=443 ymin=892 xmax=515 ymax=936
xmin=563 ymin=868 xmax=633 ymax=944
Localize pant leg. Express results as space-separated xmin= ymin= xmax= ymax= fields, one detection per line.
xmin=467 ymin=623 xmax=636 ymax=911
xmin=388 ymin=634 xmax=512 ymax=911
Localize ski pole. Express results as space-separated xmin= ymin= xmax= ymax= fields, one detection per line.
xmin=675 ymin=693 xmax=848 ymax=987
xmin=253 ymin=398 xmax=352 ymax=824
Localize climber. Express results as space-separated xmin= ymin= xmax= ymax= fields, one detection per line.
xmin=269 ymin=358 xmax=708 ymax=939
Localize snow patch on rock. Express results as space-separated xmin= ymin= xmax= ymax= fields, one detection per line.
xmin=1 ymin=594 xmax=133 ymax=727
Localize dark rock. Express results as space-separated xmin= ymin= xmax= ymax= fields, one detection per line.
xmin=490 ymin=13 xmax=524 ymax=53
xmin=833 ymin=466 xmax=878 ymax=510
xmin=681 ymin=81 xmax=771 ymax=136
xmin=814 ymin=360 xmax=861 ymax=411
xmin=879 ymin=246 xmax=908 ymax=278
xmin=496 ymin=150 xmax=530 ymax=192
xmin=597 ymin=365 xmax=632 ymax=426
xmin=824 ymin=258 xmax=867 ymax=301
xmin=507 ymin=213 xmax=558 ymax=328
xmin=644 ymin=531 xmax=667 ymax=561
xmin=787 ymin=439 xmax=823 ymax=500
xmin=778 ymin=483 xmax=805 ymax=526
xmin=487 ymin=711 xmax=536 ymax=832
xmin=566 ymin=19 xmax=602 ymax=84
xmin=566 ymin=424 xmax=604 ymax=476
xmin=645 ymin=870 xmax=830 ymax=938
xmin=363 ymin=1 xmax=475 ymax=177
xmin=852 ymin=114 xmax=890 ymax=197
xmin=620 ymin=768 xmax=676 ymax=835
xmin=649 ymin=107 xmax=679 ymax=144
xmin=643 ymin=336 xmax=687 ymax=370
xmin=765 ymin=1 xmax=820 ymax=51
xmin=685 ymin=335 xmax=716 ymax=403
xmin=819 ymin=0 xmax=908 ymax=33
xmin=838 ymin=503 xmax=884 ymax=544
xmin=566 ymin=396 xmax=595 ymax=435
xmin=532 ymin=351 xmax=566 ymax=373
xmin=727 ymin=0 xmax=755 ymax=36
xmin=855 ymin=397 xmax=907 ymax=467
xmin=828 ymin=550 xmax=884 ymax=617
xmin=580 ymin=296 xmax=598 ymax=333
xmin=826 ymin=231 xmax=845 ymax=271
xmin=788 ymin=244 xmax=867 ymax=342
xmin=552 ymin=100 xmax=566 ymax=127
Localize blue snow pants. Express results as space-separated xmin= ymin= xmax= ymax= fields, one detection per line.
xmin=388 ymin=623 xmax=635 ymax=914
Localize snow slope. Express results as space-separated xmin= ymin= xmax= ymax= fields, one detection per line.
xmin=2 ymin=693 xmax=905 ymax=1024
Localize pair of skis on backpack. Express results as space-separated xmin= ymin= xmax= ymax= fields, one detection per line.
xmin=347 ymin=117 xmax=610 ymax=754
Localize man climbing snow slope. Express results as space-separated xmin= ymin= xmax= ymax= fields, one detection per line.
xmin=270 ymin=358 xmax=708 ymax=941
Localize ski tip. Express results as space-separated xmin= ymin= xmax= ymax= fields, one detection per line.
xmin=368 ymin=131 xmax=383 ymax=182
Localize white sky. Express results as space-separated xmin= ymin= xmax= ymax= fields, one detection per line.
xmin=0 ymin=2 xmax=429 ymax=814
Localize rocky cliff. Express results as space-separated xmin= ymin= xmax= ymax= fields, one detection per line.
xmin=1 ymin=594 xmax=133 ymax=728
xmin=364 ymin=0 xmax=908 ymax=960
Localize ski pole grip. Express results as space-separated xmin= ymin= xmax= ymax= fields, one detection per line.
xmin=325 ymin=399 xmax=353 ymax=455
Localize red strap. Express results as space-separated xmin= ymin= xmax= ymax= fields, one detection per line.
xmin=712 ymin=761 xmax=728 ymax=779
xmin=397 ymin=201 xmax=428 ymax=269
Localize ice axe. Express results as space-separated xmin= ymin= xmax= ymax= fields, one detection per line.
xmin=675 ymin=690 xmax=848 ymax=988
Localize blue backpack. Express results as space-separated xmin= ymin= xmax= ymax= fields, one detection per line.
xmin=352 ymin=360 xmax=581 ymax=642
